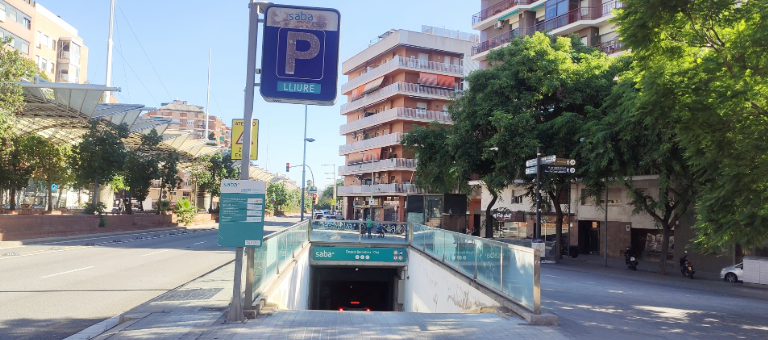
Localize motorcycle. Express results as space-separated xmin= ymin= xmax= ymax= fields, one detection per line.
xmin=680 ymin=253 xmax=695 ymax=279
xmin=624 ymin=246 xmax=638 ymax=271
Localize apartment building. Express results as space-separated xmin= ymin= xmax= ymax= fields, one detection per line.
xmin=471 ymin=0 xmax=625 ymax=67
xmin=1 ymin=1 xmax=89 ymax=83
xmin=337 ymin=26 xmax=478 ymax=222
xmin=142 ymin=100 xmax=232 ymax=147
xmin=33 ymin=3 xmax=88 ymax=83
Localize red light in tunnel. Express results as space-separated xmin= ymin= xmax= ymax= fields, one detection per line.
xmin=350 ymin=301 xmax=360 ymax=305
xmin=338 ymin=308 xmax=344 ymax=311
xmin=366 ymin=308 xmax=371 ymax=312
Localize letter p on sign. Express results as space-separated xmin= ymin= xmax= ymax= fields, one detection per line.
xmin=285 ymin=32 xmax=320 ymax=75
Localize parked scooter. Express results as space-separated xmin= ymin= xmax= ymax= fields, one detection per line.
xmin=624 ymin=246 xmax=638 ymax=271
xmin=680 ymin=252 xmax=695 ymax=279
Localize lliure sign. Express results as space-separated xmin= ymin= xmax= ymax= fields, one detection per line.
xmin=260 ymin=5 xmax=341 ymax=106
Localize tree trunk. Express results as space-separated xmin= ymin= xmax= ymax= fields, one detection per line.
xmin=552 ymin=194 xmax=564 ymax=261
xmin=484 ymin=193 xmax=498 ymax=238
xmin=78 ymin=188 xmax=82 ymax=207
xmin=9 ymin=188 xmax=16 ymax=211
xmin=658 ymin=223 xmax=671 ymax=275
xmin=56 ymin=186 xmax=65 ymax=208
xmin=209 ymin=193 xmax=213 ymax=212
xmin=33 ymin=185 xmax=38 ymax=207
xmin=126 ymin=189 xmax=133 ymax=215
xmin=92 ymin=178 xmax=99 ymax=206
xmin=47 ymin=186 xmax=53 ymax=212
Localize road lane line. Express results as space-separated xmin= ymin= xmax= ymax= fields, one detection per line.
xmin=192 ymin=241 xmax=206 ymax=246
xmin=142 ymin=250 xmax=170 ymax=257
xmin=41 ymin=266 xmax=95 ymax=278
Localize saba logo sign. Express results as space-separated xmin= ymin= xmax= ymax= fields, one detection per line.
xmin=288 ymin=11 xmax=314 ymax=21
xmin=315 ymin=250 xmax=335 ymax=258
xmin=222 ymin=182 xmax=238 ymax=188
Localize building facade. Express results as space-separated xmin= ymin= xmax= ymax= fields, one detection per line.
xmin=1 ymin=1 xmax=89 ymax=83
xmin=142 ymin=100 xmax=232 ymax=147
xmin=338 ymin=27 xmax=478 ymax=222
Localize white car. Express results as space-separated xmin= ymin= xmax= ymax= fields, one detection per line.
xmin=720 ymin=263 xmax=743 ymax=283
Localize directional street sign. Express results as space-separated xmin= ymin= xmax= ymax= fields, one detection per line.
xmin=525 ymin=155 xmax=557 ymax=167
xmin=217 ymin=180 xmax=267 ymax=247
xmin=551 ymin=158 xmax=577 ymax=166
xmin=309 ymin=189 xmax=317 ymax=194
xmin=231 ymin=119 xmax=259 ymax=160
xmin=543 ymin=165 xmax=576 ymax=174
xmin=260 ymin=5 xmax=341 ymax=106
xmin=525 ymin=166 xmax=537 ymax=175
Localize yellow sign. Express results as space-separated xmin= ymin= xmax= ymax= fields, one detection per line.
xmin=331 ymin=199 xmax=336 ymax=205
xmin=231 ymin=119 xmax=259 ymax=160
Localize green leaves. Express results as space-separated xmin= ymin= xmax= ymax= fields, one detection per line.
xmin=72 ymin=121 xmax=129 ymax=186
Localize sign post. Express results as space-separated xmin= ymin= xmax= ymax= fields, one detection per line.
xmin=259 ymin=5 xmax=341 ymax=106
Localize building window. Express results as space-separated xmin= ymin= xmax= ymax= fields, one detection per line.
xmin=512 ymin=191 xmax=524 ymax=204
xmin=72 ymin=65 xmax=79 ymax=83
xmin=416 ymin=102 xmax=427 ymax=113
xmin=71 ymin=42 xmax=81 ymax=65
xmin=186 ymin=121 xmax=193 ymax=125
xmin=20 ymin=42 xmax=28 ymax=54
xmin=0 ymin=4 xmax=6 ymax=22
xmin=58 ymin=69 xmax=68 ymax=82
xmin=22 ymin=17 xmax=30 ymax=29
xmin=48 ymin=38 xmax=55 ymax=50
xmin=9 ymin=9 xmax=16 ymax=23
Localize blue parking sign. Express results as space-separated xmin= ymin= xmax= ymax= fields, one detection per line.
xmin=260 ymin=5 xmax=340 ymax=106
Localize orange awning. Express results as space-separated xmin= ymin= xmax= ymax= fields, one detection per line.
xmin=437 ymin=75 xmax=455 ymax=88
xmin=361 ymin=77 xmax=385 ymax=95
xmin=419 ymin=72 xmax=438 ymax=87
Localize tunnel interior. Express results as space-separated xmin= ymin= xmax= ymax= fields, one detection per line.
xmin=310 ymin=266 xmax=399 ymax=311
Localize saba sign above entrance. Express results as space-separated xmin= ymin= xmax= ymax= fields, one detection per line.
xmin=260 ymin=5 xmax=340 ymax=106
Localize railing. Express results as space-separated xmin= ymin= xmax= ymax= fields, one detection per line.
xmin=421 ymin=25 xmax=479 ymax=42
xmin=337 ymin=183 xmax=424 ymax=195
xmin=602 ymin=0 xmax=625 ymax=16
xmin=309 ymin=219 xmax=409 ymax=244
xmin=340 ymin=107 xmax=452 ymax=135
xmin=339 ymin=132 xmax=404 ymax=155
xmin=595 ymin=38 xmax=625 ymax=54
xmin=341 ymin=82 xmax=457 ymax=115
xmin=412 ymin=224 xmax=540 ymax=314
xmin=537 ymin=2 xmax=624 ymax=32
xmin=471 ymin=0 xmax=536 ymax=25
xmin=339 ymin=158 xmax=417 ymax=175
xmin=251 ymin=220 xmax=310 ymax=298
xmin=341 ymin=56 xmax=464 ymax=94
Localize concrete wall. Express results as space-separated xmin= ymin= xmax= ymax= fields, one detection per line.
xmin=264 ymin=247 xmax=311 ymax=310
xmin=404 ymin=249 xmax=499 ymax=313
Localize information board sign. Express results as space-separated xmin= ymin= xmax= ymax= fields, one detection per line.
xmin=312 ymin=246 xmax=407 ymax=262
xmin=217 ymin=180 xmax=266 ymax=247
xmin=260 ymin=5 xmax=341 ymax=106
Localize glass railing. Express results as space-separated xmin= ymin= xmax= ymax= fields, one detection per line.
xmin=411 ymin=224 xmax=540 ymax=314
xmin=337 ymin=183 xmax=424 ymax=195
xmin=309 ymin=219 xmax=409 ymax=244
xmin=471 ymin=0 xmax=536 ymax=25
xmin=250 ymin=220 xmax=310 ymax=298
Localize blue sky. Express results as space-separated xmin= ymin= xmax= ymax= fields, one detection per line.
xmin=43 ymin=0 xmax=478 ymax=189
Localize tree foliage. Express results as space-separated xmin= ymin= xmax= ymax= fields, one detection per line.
xmin=72 ymin=121 xmax=130 ymax=205
xmin=21 ymin=135 xmax=71 ymax=211
xmin=615 ymin=0 xmax=768 ymax=250
xmin=157 ymin=151 xmax=183 ymax=209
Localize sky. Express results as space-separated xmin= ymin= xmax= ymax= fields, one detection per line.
xmin=42 ymin=0 xmax=479 ymax=189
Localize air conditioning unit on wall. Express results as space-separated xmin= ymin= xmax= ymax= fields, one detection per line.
xmin=495 ymin=21 xmax=506 ymax=29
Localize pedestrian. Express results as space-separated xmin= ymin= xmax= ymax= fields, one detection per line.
xmin=376 ymin=223 xmax=385 ymax=238
xmin=366 ymin=218 xmax=373 ymax=239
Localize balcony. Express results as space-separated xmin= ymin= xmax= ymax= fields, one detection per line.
xmin=340 ymin=107 xmax=452 ymax=135
xmin=537 ymin=1 xmax=624 ymax=33
xmin=341 ymin=56 xmax=464 ymax=94
xmin=339 ymin=132 xmax=404 ymax=155
xmin=337 ymin=183 xmax=424 ymax=196
xmin=471 ymin=0 xmax=536 ymax=26
xmin=339 ymin=158 xmax=417 ymax=176
xmin=595 ymin=38 xmax=625 ymax=55
xmin=340 ymin=82 xmax=457 ymax=115
xmin=471 ymin=27 xmax=536 ymax=56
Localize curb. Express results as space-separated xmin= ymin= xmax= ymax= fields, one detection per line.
xmin=62 ymin=315 xmax=121 ymax=340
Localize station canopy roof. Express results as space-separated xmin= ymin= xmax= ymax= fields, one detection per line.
xmin=15 ymin=79 xmax=224 ymax=161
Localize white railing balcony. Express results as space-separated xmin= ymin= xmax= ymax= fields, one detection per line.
xmin=340 ymin=107 xmax=452 ymax=135
xmin=341 ymin=56 xmax=464 ymax=94
xmin=339 ymin=132 xmax=404 ymax=155
xmin=337 ymin=183 xmax=425 ymax=195
xmin=339 ymin=158 xmax=417 ymax=176
xmin=340 ymin=82 xmax=458 ymax=115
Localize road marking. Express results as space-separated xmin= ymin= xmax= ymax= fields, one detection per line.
xmin=142 ymin=250 xmax=170 ymax=257
xmin=192 ymin=241 xmax=206 ymax=246
xmin=41 ymin=266 xmax=95 ymax=278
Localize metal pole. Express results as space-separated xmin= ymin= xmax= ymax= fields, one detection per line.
xmin=604 ymin=185 xmax=609 ymax=267
xmin=300 ymin=105 xmax=308 ymax=221
xmin=244 ymin=247 xmax=254 ymax=314
xmin=535 ymin=147 xmax=542 ymax=239
xmin=228 ymin=1 xmax=264 ymax=323
xmin=333 ymin=166 xmax=337 ymax=214
xmin=104 ymin=0 xmax=115 ymax=103
xmin=205 ymin=48 xmax=211 ymax=141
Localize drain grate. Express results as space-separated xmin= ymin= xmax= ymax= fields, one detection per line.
xmin=198 ymin=307 xmax=226 ymax=312
xmin=155 ymin=288 xmax=224 ymax=302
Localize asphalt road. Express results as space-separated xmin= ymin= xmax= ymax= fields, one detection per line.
xmin=543 ymin=260 xmax=768 ymax=339
xmin=0 ymin=216 xmax=299 ymax=340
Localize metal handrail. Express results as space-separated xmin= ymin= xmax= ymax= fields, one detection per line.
xmin=471 ymin=0 xmax=536 ymax=25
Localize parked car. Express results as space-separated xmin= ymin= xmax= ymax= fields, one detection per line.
xmin=325 ymin=215 xmax=336 ymax=220
xmin=314 ymin=212 xmax=324 ymax=219
xmin=721 ymin=263 xmax=743 ymax=283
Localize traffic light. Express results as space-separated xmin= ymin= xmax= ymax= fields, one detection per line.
xmin=312 ymin=193 xmax=318 ymax=204
xmin=286 ymin=163 xmax=290 ymax=172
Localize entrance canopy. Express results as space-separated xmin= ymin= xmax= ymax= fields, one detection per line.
xmin=15 ymin=79 xmax=224 ymax=160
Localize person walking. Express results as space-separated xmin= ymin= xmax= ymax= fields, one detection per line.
xmin=376 ymin=223 xmax=385 ymax=238
xmin=366 ymin=217 xmax=373 ymax=239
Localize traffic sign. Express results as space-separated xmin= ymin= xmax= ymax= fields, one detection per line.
xmin=525 ymin=155 xmax=557 ymax=167
xmin=217 ymin=180 xmax=267 ymax=247
xmin=551 ymin=158 xmax=576 ymax=166
xmin=50 ymin=183 xmax=58 ymax=191
xmin=309 ymin=189 xmax=317 ymax=194
xmin=231 ymin=119 xmax=259 ymax=160
xmin=543 ymin=165 xmax=576 ymax=174
xmin=260 ymin=5 xmax=341 ymax=106
xmin=525 ymin=166 xmax=537 ymax=175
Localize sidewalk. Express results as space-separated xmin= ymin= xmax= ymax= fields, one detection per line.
xmin=84 ymin=255 xmax=567 ymax=340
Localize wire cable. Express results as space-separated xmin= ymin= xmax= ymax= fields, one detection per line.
xmin=115 ymin=2 xmax=173 ymax=100
xmin=210 ymin=91 xmax=226 ymax=117
xmin=112 ymin=44 xmax=159 ymax=106
xmin=114 ymin=16 xmax=131 ymax=102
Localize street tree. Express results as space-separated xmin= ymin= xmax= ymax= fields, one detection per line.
xmin=615 ymin=0 xmax=768 ymax=251
xmin=267 ymin=181 xmax=290 ymax=214
xmin=123 ymin=129 xmax=163 ymax=213
xmin=72 ymin=121 xmax=130 ymax=206
xmin=22 ymin=135 xmax=70 ymax=212
xmin=0 ymin=136 xmax=35 ymax=210
xmin=157 ymin=150 xmax=183 ymax=209
xmin=579 ymin=76 xmax=697 ymax=275
xmin=200 ymin=152 xmax=240 ymax=211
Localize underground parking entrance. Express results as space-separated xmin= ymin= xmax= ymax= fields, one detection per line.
xmin=309 ymin=266 xmax=402 ymax=311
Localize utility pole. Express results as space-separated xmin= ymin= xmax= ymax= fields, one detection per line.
xmin=104 ymin=0 xmax=115 ymax=103
xmin=604 ymin=186 xmax=609 ymax=267
xmin=300 ymin=105 xmax=308 ymax=221
xmin=535 ymin=146 xmax=542 ymax=239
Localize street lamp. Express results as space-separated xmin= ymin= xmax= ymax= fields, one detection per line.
xmin=299 ymin=132 xmax=315 ymax=221
xmin=359 ymin=151 xmax=378 ymax=220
